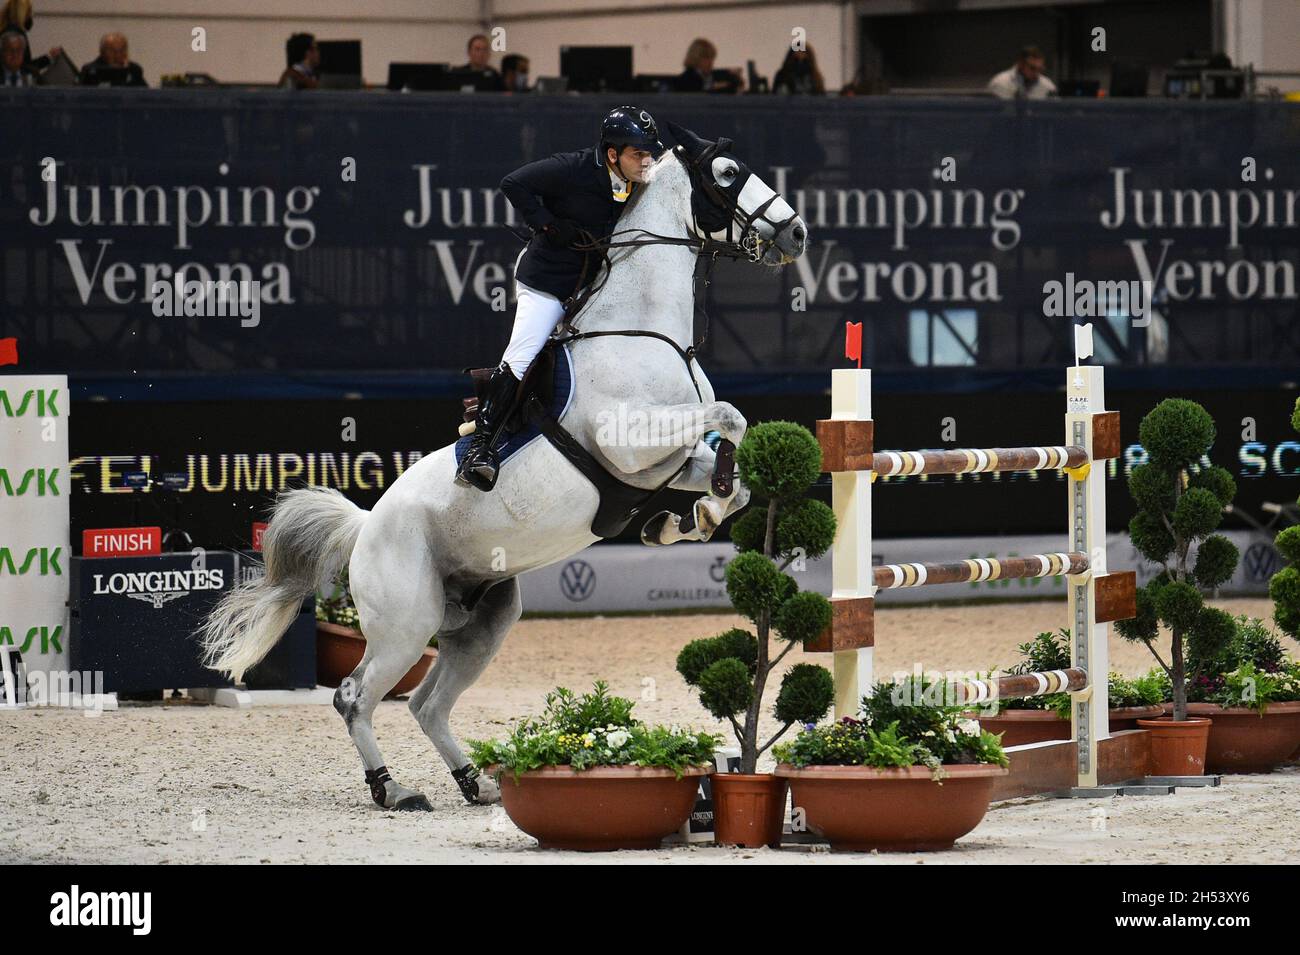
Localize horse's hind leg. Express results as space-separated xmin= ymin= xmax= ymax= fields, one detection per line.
xmin=337 ymin=533 xmax=445 ymax=811
xmin=412 ymin=577 xmax=521 ymax=805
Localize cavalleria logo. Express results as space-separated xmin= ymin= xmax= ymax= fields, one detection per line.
xmin=0 ymin=467 xmax=60 ymax=496
xmin=92 ymin=568 xmax=225 ymax=608
xmin=0 ymin=546 xmax=63 ymax=575
xmin=0 ymin=388 xmax=60 ymax=417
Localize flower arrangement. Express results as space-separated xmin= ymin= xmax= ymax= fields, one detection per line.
xmin=468 ymin=681 xmax=719 ymax=780
xmin=774 ymin=676 xmax=1008 ymax=778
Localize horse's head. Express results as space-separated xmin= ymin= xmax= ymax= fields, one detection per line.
xmin=662 ymin=120 xmax=807 ymax=266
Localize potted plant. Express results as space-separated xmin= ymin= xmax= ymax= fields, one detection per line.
xmin=971 ymin=630 xmax=1164 ymax=742
xmin=469 ymin=682 xmax=719 ymax=851
xmin=1115 ymin=398 xmax=1239 ymax=776
xmin=774 ymin=674 xmax=1009 ymax=852
xmin=1268 ymin=395 xmax=1300 ymax=759
xmin=1184 ymin=615 xmax=1300 ymax=772
xmin=316 ymin=567 xmax=436 ymax=697
xmin=677 ymin=421 xmax=836 ymax=848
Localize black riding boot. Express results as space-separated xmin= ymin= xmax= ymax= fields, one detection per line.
xmin=455 ymin=360 xmax=521 ymax=491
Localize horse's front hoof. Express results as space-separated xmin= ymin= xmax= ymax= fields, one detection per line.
xmin=640 ymin=510 xmax=675 ymax=546
xmin=394 ymin=793 xmax=434 ymax=812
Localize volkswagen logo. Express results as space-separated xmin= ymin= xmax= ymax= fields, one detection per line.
xmin=560 ymin=559 xmax=596 ymax=602
xmin=1243 ymin=543 xmax=1280 ymax=583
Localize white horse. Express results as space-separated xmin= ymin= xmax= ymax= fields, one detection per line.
xmin=200 ymin=123 xmax=808 ymax=810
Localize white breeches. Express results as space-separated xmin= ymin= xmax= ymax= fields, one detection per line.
xmin=502 ymin=280 xmax=566 ymax=378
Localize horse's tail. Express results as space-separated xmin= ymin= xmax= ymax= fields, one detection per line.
xmin=200 ymin=486 xmax=368 ymax=683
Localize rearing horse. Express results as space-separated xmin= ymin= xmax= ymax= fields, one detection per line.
xmin=200 ymin=122 xmax=808 ymax=810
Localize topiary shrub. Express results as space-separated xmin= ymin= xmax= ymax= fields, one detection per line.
xmin=1115 ymin=398 xmax=1239 ymax=720
xmin=679 ymin=421 xmax=836 ymax=774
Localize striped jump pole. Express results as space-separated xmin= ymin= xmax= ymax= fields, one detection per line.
xmin=875 ymin=552 xmax=1089 ymax=589
xmin=947 ymin=667 xmax=1089 ymax=706
xmin=871 ymin=445 xmax=1088 ymax=477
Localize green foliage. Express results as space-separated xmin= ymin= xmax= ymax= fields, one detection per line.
xmin=724 ymin=551 xmax=796 ymax=622
xmin=1172 ymin=486 xmax=1224 ymax=539
xmin=1204 ymin=661 xmax=1300 ymax=711
xmin=697 ymin=657 xmax=754 ymax=720
xmin=728 ymin=508 xmax=767 ymax=554
xmin=773 ymin=677 xmax=1009 ymax=771
xmin=1108 ymin=670 xmax=1166 ymax=708
xmin=1270 ymin=565 xmax=1300 ymax=640
xmin=676 ymin=628 xmax=758 ymax=685
xmin=1128 ymin=463 xmax=1176 ymax=515
xmin=773 ymin=590 xmax=833 ymax=645
xmin=1188 ymin=465 xmax=1236 ymax=507
xmin=1154 ymin=579 xmax=1204 ymax=633
xmin=1186 ymin=606 xmax=1236 ymax=675
xmin=773 ymin=663 xmax=834 ymax=725
xmin=734 ymin=421 xmax=823 ymax=501
xmin=1276 ymin=526 xmax=1300 ymax=565
xmin=1138 ymin=398 xmax=1215 ymax=472
xmin=468 ymin=682 xmax=719 ymax=777
xmin=1188 ymin=615 xmax=1293 ymax=701
xmin=1193 ymin=534 xmax=1239 ymax=589
xmin=776 ymin=498 xmax=837 ymax=560
xmin=1293 ymin=396 xmax=1300 ymax=434
xmin=1129 ymin=510 xmax=1176 ymax=564
xmin=1116 ymin=581 xmax=1161 ymax=644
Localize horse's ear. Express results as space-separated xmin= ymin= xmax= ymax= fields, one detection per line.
xmin=665 ymin=120 xmax=708 ymax=159
xmin=716 ymin=137 xmax=733 ymax=153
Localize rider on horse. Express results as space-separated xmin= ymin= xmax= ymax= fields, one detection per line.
xmin=454 ymin=105 xmax=666 ymax=491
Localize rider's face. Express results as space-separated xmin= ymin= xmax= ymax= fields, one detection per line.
xmin=608 ymin=147 xmax=653 ymax=183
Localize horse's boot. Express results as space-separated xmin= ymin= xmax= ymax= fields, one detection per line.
xmin=455 ymin=360 xmax=521 ymax=491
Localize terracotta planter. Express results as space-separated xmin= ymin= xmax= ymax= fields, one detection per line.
xmin=972 ymin=709 xmax=1070 ymax=746
xmin=489 ymin=764 xmax=707 ymax=851
xmin=1136 ymin=717 xmax=1212 ymax=776
xmin=774 ymin=763 xmax=1008 ymax=852
xmin=1108 ymin=704 xmax=1167 ymax=732
xmin=316 ymin=621 xmax=436 ymax=699
xmin=710 ymin=773 xmax=787 ymax=848
xmin=1186 ymin=701 xmax=1300 ymax=773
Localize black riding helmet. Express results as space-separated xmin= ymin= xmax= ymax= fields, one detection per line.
xmin=596 ymin=106 xmax=666 ymax=166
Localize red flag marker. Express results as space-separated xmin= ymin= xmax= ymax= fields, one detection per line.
xmin=0 ymin=337 xmax=17 ymax=366
xmin=844 ymin=322 xmax=862 ymax=368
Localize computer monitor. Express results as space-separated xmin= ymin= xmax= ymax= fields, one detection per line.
xmin=430 ymin=69 xmax=500 ymax=92
xmin=633 ymin=74 xmax=677 ymax=94
xmin=318 ymin=40 xmax=362 ymax=88
xmin=533 ymin=76 xmax=569 ymax=94
xmin=560 ymin=46 xmax=633 ymax=93
xmin=1109 ymin=61 xmax=1149 ymax=97
xmin=387 ymin=63 xmax=448 ymax=91
xmin=1058 ymin=79 xmax=1101 ymax=98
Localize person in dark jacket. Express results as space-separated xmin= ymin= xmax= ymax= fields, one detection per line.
xmin=78 ymin=32 xmax=146 ymax=87
xmin=454 ymin=105 xmax=665 ymax=491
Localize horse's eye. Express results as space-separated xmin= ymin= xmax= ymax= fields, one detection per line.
xmin=712 ymin=157 xmax=739 ymax=187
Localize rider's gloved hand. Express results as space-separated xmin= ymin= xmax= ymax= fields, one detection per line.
xmin=542 ymin=219 xmax=581 ymax=248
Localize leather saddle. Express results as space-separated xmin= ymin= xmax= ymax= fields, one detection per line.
xmin=459 ymin=338 xmax=688 ymax=539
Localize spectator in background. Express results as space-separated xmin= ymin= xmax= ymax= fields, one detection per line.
xmin=460 ymin=33 xmax=503 ymax=90
xmin=79 ymin=32 xmax=146 ymax=86
xmin=0 ymin=0 xmax=60 ymax=76
xmin=278 ymin=32 xmax=319 ymax=89
xmin=674 ymin=38 xmax=742 ymax=93
xmin=501 ymin=53 xmax=529 ymax=93
xmin=988 ymin=45 xmax=1056 ymax=99
xmin=2 ymin=29 xmax=34 ymax=86
xmin=772 ymin=45 xmax=825 ymax=95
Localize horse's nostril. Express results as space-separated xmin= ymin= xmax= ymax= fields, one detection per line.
xmin=792 ymin=226 xmax=805 ymax=243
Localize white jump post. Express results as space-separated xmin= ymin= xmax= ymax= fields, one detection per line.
xmin=813 ymin=359 xmax=1135 ymax=791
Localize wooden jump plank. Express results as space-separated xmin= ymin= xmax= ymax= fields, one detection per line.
xmin=875 ymin=552 xmax=1089 ymax=589
xmin=871 ymin=445 xmax=1088 ymax=477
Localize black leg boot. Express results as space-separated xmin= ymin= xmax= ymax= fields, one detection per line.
xmin=455 ymin=360 xmax=521 ymax=491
